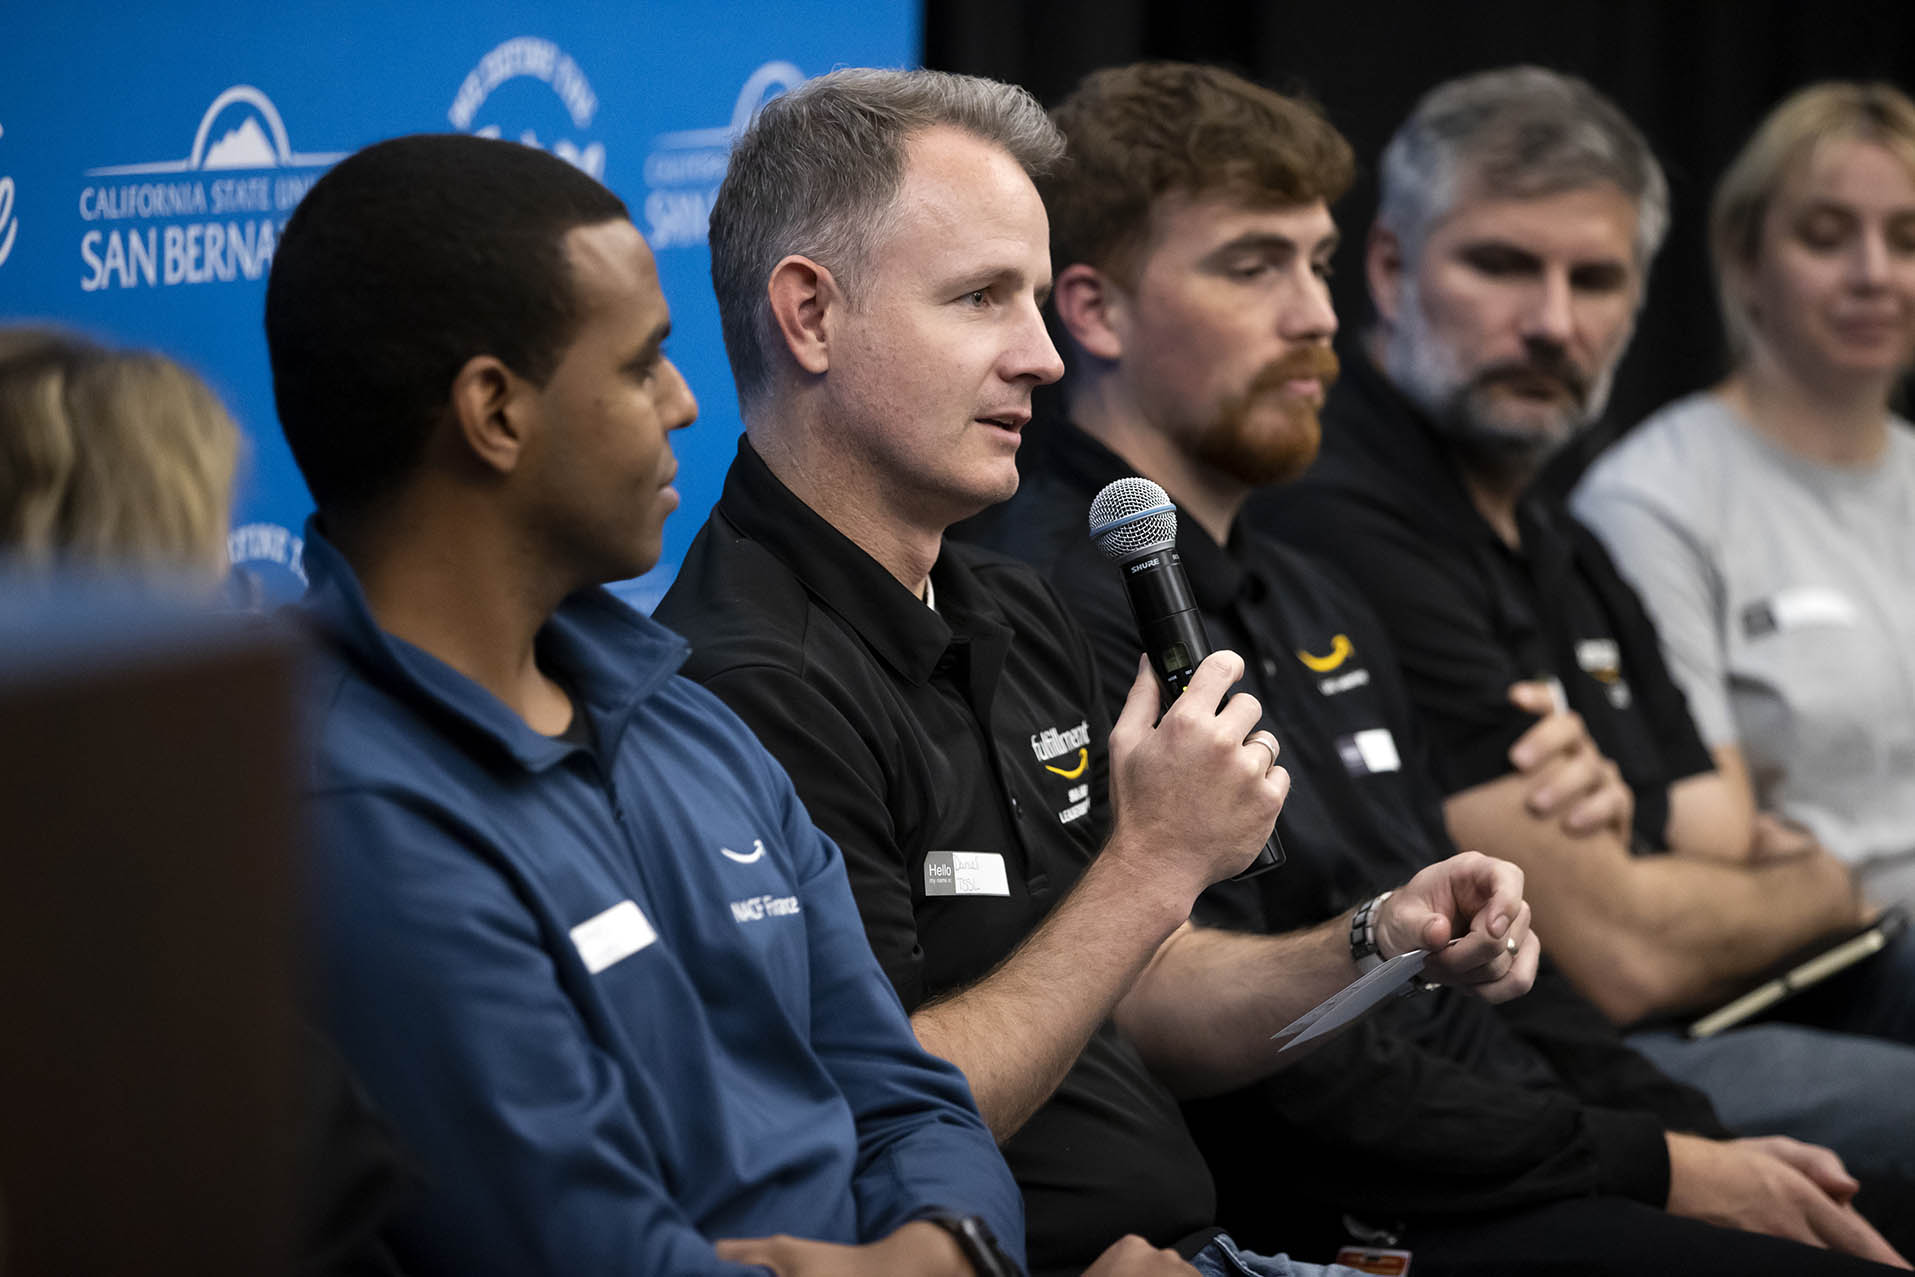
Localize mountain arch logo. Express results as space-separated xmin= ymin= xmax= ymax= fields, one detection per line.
xmin=75 ymin=85 xmax=347 ymax=293
xmin=85 ymin=84 xmax=347 ymax=177
xmin=641 ymin=60 xmax=805 ymax=250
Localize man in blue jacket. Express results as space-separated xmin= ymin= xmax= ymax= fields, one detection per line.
xmin=265 ymin=132 xmax=1024 ymax=1277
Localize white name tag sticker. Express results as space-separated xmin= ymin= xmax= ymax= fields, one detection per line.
xmin=1745 ymin=587 xmax=1862 ymax=638
xmin=923 ymin=850 xmax=1011 ymax=897
xmin=570 ymin=900 xmax=657 ymax=974
xmin=1575 ymin=638 xmax=1622 ymax=679
xmin=1337 ymin=728 xmax=1401 ymax=776
xmin=1772 ymin=587 xmax=1861 ymax=630
xmin=1353 ymin=728 xmax=1402 ymax=774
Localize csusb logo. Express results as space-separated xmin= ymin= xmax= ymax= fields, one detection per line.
xmin=449 ymin=37 xmax=604 ymax=178
xmin=642 ymin=60 xmax=804 ymax=249
xmin=77 ymin=85 xmax=347 ymax=292
xmin=228 ymin=521 xmax=307 ymax=594
xmin=0 ymin=123 xmax=17 ymax=270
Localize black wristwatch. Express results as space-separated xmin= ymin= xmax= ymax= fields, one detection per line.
xmin=918 ymin=1211 xmax=1024 ymax=1277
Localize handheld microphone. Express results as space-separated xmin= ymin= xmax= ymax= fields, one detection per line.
xmin=1088 ymin=477 xmax=1283 ymax=876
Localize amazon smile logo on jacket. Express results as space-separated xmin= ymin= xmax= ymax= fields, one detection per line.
xmin=720 ymin=839 xmax=768 ymax=864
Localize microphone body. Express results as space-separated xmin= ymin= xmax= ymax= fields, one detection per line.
xmin=1089 ymin=478 xmax=1284 ymax=877
xmin=1119 ymin=543 xmax=1209 ymax=699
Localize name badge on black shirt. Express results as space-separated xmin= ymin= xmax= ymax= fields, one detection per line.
xmin=924 ymin=851 xmax=1011 ymax=897
xmin=1575 ymin=637 xmax=1633 ymax=710
xmin=1336 ymin=728 xmax=1402 ymax=777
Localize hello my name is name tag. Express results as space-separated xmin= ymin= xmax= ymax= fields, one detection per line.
xmin=923 ymin=850 xmax=1011 ymax=897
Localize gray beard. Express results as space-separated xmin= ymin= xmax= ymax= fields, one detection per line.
xmin=1381 ymin=283 xmax=1620 ymax=488
xmin=1413 ymin=379 xmax=1575 ymax=489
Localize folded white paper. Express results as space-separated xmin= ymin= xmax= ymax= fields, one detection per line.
xmin=1272 ymin=949 xmax=1429 ymax=1051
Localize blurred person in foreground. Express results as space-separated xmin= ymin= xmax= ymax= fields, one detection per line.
xmin=1254 ymin=65 xmax=1915 ymax=1193
xmin=266 ymin=133 xmax=1026 ymax=1276
xmin=0 ymin=328 xmax=236 ymax=583
xmin=657 ymin=66 xmax=1539 ymax=1277
xmin=961 ymin=60 xmax=1907 ymax=1273
xmin=0 ymin=326 xmax=414 ymax=1274
xmin=1575 ymin=82 xmax=1915 ymax=913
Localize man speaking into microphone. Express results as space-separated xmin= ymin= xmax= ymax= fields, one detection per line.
xmin=655 ymin=66 xmax=1537 ymax=1277
xmin=959 ymin=60 xmax=1909 ymax=1272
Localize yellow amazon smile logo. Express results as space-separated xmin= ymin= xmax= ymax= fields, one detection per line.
xmin=1031 ymin=719 xmax=1092 ymax=776
xmin=1297 ymin=634 xmax=1355 ymax=673
xmin=1043 ymin=748 xmax=1089 ymax=779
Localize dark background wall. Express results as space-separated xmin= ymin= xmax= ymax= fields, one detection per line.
xmin=924 ymin=0 xmax=1915 ymax=481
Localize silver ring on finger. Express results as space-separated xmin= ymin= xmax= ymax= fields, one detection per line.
xmin=1245 ymin=732 xmax=1279 ymax=772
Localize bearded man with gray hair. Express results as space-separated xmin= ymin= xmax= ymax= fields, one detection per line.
xmin=1256 ymin=66 xmax=1915 ymax=1219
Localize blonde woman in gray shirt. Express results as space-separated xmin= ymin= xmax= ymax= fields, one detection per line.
xmin=1576 ymin=83 xmax=1915 ymax=910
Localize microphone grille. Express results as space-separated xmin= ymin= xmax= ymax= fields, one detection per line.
xmin=1087 ymin=477 xmax=1177 ymax=561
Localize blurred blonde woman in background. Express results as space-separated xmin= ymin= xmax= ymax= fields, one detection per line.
xmin=0 ymin=325 xmax=413 ymax=1272
xmin=0 ymin=327 xmax=237 ymax=581
xmin=1576 ymin=84 xmax=1915 ymax=909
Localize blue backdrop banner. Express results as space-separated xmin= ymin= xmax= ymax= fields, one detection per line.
xmin=0 ymin=1 xmax=918 ymax=606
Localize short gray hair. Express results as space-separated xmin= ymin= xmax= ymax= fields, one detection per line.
xmin=1377 ymin=66 xmax=1669 ymax=269
xmin=709 ymin=67 xmax=1064 ymax=412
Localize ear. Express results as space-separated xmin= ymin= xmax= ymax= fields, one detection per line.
xmin=1367 ymin=224 xmax=1407 ymax=327
xmin=1052 ymin=262 xmax=1126 ymax=362
xmin=1718 ymin=254 xmax=1761 ymax=333
xmin=447 ymin=354 xmax=532 ymax=477
xmin=766 ymin=254 xmax=838 ymax=377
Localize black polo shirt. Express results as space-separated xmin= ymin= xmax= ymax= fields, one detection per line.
xmin=654 ymin=437 xmax=1215 ymax=1277
xmin=1249 ymin=348 xmax=1713 ymax=850
xmin=961 ymin=423 xmax=1718 ymax=1241
xmin=968 ymin=423 xmax=1457 ymax=925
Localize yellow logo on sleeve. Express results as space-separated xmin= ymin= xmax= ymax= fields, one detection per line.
xmin=1297 ymin=634 xmax=1355 ymax=673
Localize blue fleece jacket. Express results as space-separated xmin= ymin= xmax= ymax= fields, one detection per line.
xmin=297 ymin=526 xmax=1022 ymax=1275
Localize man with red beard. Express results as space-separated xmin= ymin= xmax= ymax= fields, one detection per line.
xmin=962 ymin=61 xmax=1911 ymax=1272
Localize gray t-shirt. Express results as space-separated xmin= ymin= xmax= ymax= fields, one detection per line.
xmin=1573 ymin=392 xmax=1915 ymax=894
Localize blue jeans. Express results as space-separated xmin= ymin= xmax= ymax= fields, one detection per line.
xmin=1189 ymin=1233 xmax=1362 ymax=1277
xmin=1627 ymin=928 xmax=1915 ymax=1181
